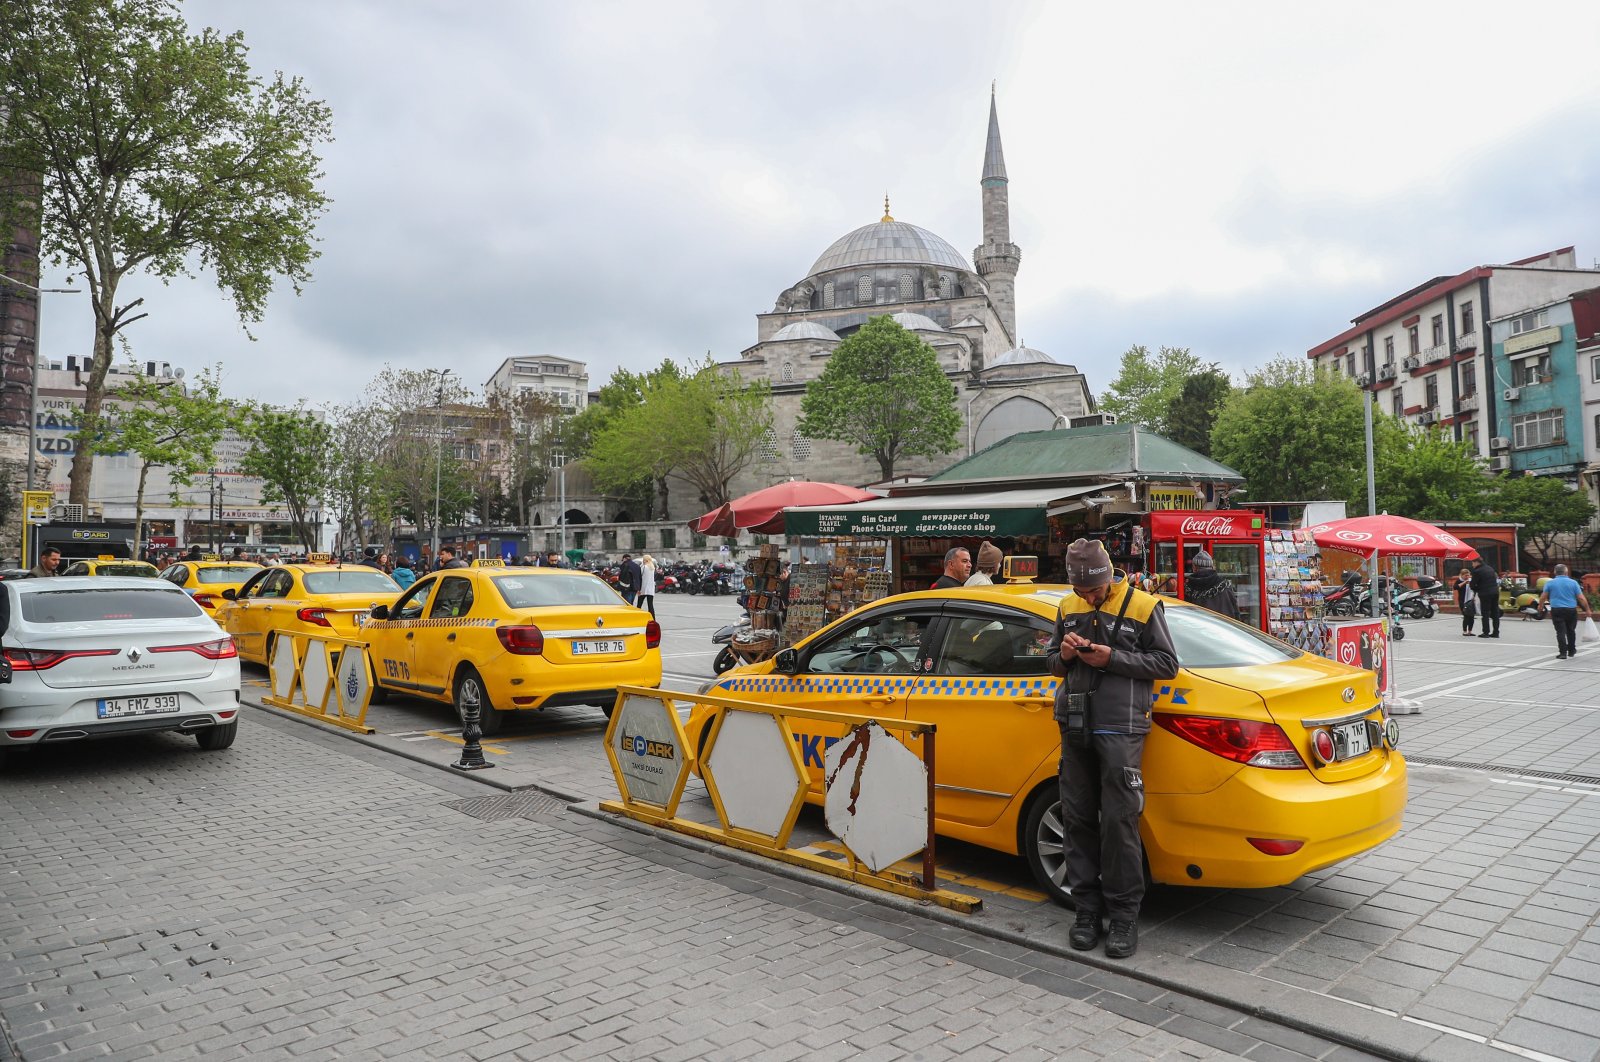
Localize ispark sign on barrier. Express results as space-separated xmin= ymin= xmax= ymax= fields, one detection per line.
xmin=608 ymin=692 xmax=691 ymax=811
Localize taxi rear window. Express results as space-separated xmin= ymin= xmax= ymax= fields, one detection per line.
xmin=21 ymin=587 xmax=202 ymax=623
xmin=196 ymin=565 xmax=261 ymax=583
xmin=1164 ymin=605 xmax=1298 ymax=668
xmin=492 ymin=574 xmax=622 ymax=608
xmin=302 ymin=571 xmax=398 ymax=594
xmin=95 ymin=564 xmax=157 ymax=577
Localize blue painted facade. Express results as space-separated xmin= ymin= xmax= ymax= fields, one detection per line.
xmin=1491 ymin=303 xmax=1586 ymax=478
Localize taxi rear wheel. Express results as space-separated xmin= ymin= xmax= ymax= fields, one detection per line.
xmin=454 ymin=667 xmax=503 ymax=737
xmin=1022 ymin=788 xmax=1154 ymax=909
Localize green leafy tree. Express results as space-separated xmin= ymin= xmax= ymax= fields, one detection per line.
xmin=1097 ymin=345 xmax=1204 ymax=435
xmin=1369 ymin=418 xmax=1487 ymax=521
xmin=798 ymin=316 xmax=959 ymax=480
xmin=106 ymin=363 xmax=236 ymax=555
xmin=367 ymin=367 xmax=475 ymax=545
xmin=1485 ymin=474 xmax=1598 ymax=568
xmin=324 ymin=402 xmax=389 ymax=552
xmin=0 ymin=0 xmax=332 ymax=506
xmin=237 ymin=407 xmax=330 ymax=553
xmin=484 ymin=386 xmax=567 ymax=527
xmin=1165 ymin=369 xmax=1233 ymax=456
xmin=587 ymin=359 xmax=773 ymax=512
xmin=566 ymin=362 xmax=681 ymax=518
xmin=1211 ymin=356 xmax=1366 ymax=502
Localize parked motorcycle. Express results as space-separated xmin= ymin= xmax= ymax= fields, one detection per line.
xmin=711 ymin=611 xmax=751 ymax=674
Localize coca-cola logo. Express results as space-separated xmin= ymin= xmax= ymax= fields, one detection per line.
xmin=1179 ymin=516 xmax=1236 ymax=537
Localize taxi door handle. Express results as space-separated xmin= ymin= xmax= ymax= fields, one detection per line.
xmin=405 ymin=632 xmax=414 ymax=640
xmin=446 ymin=633 xmax=456 ymax=642
xmin=862 ymin=693 xmax=896 ymax=705
xmin=1012 ymin=697 xmax=1051 ymax=711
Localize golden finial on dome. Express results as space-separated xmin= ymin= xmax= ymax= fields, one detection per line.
xmin=881 ymin=193 xmax=893 ymax=223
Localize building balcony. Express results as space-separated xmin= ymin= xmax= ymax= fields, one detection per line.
xmin=1453 ymin=331 xmax=1477 ymax=353
xmin=1425 ymin=343 xmax=1451 ymax=364
xmin=1456 ymin=392 xmax=1479 ymax=413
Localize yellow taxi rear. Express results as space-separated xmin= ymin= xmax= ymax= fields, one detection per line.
xmin=62 ymin=559 xmax=160 ymax=577
xmin=360 ymin=567 xmax=661 ymax=734
xmin=158 ymin=561 xmax=264 ymax=612
xmin=688 ymin=583 xmax=1406 ymax=902
xmin=216 ymin=564 xmax=400 ymax=664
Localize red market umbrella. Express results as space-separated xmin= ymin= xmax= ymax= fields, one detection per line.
xmin=1306 ymin=514 xmax=1479 ymax=560
xmin=692 ymin=481 xmax=877 ymax=536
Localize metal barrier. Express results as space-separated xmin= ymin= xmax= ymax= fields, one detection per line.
xmin=600 ymin=685 xmax=979 ymax=913
xmin=263 ymin=631 xmax=376 ymax=734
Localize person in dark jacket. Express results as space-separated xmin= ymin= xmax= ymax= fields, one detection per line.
xmin=617 ymin=554 xmax=641 ymax=605
xmin=1182 ymin=551 xmax=1240 ymax=620
xmin=931 ymin=547 xmax=971 ymax=589
xmin=1470 ymin=558 xmax=1501 ymax=637
xmin=1047 ymin=538 xmax=1179 ymax=960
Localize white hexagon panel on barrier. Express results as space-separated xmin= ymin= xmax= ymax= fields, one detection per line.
xmin=334 ymin=646 xmax=371 ymax=720
xmin=704 ymin=709 xmax=805 ymax=843
xmin=300 ymin=641 xmax=332 ymax=709
xmin=605 ymin=692 xmax=691 ymax=812
xmin=824 ymin=721 xmax=928 ymax=873
xmin=270 ymin=634 xmax=299 ymax=700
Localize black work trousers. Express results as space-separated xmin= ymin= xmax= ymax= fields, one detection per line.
xmin=1552 ymin=607 xmax=1578 ymax=656
xmin=1479 ymin=596 xmax=1502 ymax=636
xmin=1057 ymin=728 xmax=1147 ymax=922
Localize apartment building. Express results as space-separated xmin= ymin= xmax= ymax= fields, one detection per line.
xmin=484 ymin=355 xmax=589 ymax=412
xmin=1307 ymin=247 xmax=1598 ymax=461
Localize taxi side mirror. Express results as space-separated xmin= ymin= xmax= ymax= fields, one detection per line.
xmin=369 ymin=604 xmax=390 ymax=620
xmin=773 ymin=648 xmax=798 ymax=674
xmin=221 ymin=589 xmax=237 ymax=601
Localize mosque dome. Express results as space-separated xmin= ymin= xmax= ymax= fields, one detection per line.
xmin=988 ymin=345 xmax=1058 ymax=367
xmin=771 ymin=320 xmax=840 ymax=342
xmin=889 ymin=311 xmax=945 ymax=332
xmin=808 ymin=219 xmax=971 ymax=276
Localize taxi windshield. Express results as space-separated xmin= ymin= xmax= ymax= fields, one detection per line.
xmin=1163 ymin=605 xmax=1299 ymax=668
xmin=492 ymin=573 xmax=622 ymax=608
xmin=302 ymin=571 xmax=398 ymax=594
xmin=196 ymin=565 xmax=261 ymax=583
xmin=93 ymin=563 xmax=157 ymax=577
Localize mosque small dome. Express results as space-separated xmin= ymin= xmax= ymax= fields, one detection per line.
xmin=772 ymin=321 xmax=840 ymax=342
xmin=889 ymin=311 xmax=945 ymax=332
xmin=988 ymin=345 xmax=1058 ymax=367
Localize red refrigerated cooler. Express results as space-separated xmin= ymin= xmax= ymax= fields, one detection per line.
xmin=1147 ymin=510 xmax=1268 ymax=631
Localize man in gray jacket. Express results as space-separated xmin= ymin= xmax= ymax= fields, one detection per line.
xmin=1047 ymin=538 xmax=1179 ymax=959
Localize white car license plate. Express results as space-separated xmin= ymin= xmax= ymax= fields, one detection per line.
xmin=1334 ymin=719 xmax=1372 ymax=759
xmin=97 ymin=694 xmax=181 ymax=718
xmin=571 ymin=639 xmax=626 ymax=655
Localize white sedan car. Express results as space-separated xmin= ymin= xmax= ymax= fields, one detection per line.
xmin=0 ymin=577 xmax=242 ymax=761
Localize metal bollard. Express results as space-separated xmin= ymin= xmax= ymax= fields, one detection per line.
xmin=451 ymin=698 xmax=495 ymax=772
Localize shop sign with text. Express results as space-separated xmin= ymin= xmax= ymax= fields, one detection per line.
xmin=785 ymin=506 xmax=1046 ymax=538
xmin=1148 ymin=510 xmax=1264 ymax=541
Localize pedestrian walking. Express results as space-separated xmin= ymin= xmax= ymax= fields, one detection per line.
xmin=1538 ymin=564 xmax=1593 ymax=659
xmin=965 ymin=542 xmax=1004 ymax=586
xmin=617 ymin=553 xmax=641 ymax=606
xmin=391 ymin=560 xmax=416 ymax=591
xmin=1470 ymin=557 xmax=1501 ymax=637
xmin=1047 ymin=539 xmax=1179 ymax=960
xmin=437 ymin=545 xmax=468 ymax=570
xmin=636 ymin=555 xmax=657 ymax=616
xmin=1454 ymin=567 xmax=1476 ymax=636
xmin=1181 ymin=551 xmax=1240 ymax=620
xmin=932 ymin=547 xmax=971 ymax=589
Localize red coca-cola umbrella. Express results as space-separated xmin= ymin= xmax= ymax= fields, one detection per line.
xmin=692 ymin=481 xmax=877 ymax=536
xmin=1307 ymin=513 xmax=1478 ymax=560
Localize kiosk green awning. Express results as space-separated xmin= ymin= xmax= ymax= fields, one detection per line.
xmin=783 ymin=484 xmax=1104 ymax=537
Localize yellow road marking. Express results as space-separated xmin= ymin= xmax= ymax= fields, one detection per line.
xmin=424 ymin=729 xmax=509 ymax=755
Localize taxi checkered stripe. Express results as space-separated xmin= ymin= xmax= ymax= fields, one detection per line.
xmin=717 ymin=675 xmax=1057 ymax=696
xmin=363 ymin=617 xmax=501 ymax=631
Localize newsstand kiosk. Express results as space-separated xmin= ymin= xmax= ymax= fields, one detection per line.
xmin=1147 ymin=511 xmax=1268 ymax=631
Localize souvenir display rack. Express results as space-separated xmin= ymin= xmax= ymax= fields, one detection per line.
xmin=784 ymin=539 xmax=891 ymax=643
xmin=1263 ymin=527 xmax=1330 ymax=655
xmin=732 ymin=544 xmax=787 ymax=664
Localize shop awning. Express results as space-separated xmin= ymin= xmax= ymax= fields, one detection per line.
xmin=783 ymin=484 xmax=1104 ymax=537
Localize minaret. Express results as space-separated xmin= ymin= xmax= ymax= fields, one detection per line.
xmin=973 ymin=86 xmax=1021 ymax=348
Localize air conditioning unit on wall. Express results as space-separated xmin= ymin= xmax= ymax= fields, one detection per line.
xmin=1503 ymin=387 xmax=1521 ymax=401
xmin=1488 ymin=455 xmax=1510 ymax=472
xmin=1490 ymin=436 xmax=1511 ymax=450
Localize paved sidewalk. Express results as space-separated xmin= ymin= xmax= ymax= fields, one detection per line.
xmin=1 ymin=713 xmax=1368 ymax=1062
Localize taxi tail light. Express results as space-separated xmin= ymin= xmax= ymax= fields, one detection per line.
xmin=645 ymin=621 xmax=660 ymax=649
xmin=1154 ymin=713 xmax=1305 ymax=769
xmin=296 ymin=608 xmax=332 ymax=628
xmin=498 ymin=625 xmax=545 ymax=655
xmin=1248 ymin=838 xmax=1306 ymax=856
xmin=3 ymin=647 xmax=117 ymax=671
xmin=192 ymin=593 xmax=218 ymax=609
xmin=150 ymin=637 xmax=238 ymax=660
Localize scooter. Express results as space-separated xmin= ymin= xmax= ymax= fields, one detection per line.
xmin=1323 ymin=571 xmax=1363 ymax=616
xmin=711 ymin=612 xmax=751 ymax=674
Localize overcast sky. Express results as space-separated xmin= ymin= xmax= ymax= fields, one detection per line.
xmin=34 ymin=0 xmax=1600 ymax=405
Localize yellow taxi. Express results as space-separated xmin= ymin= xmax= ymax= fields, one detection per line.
xmin=358 ymin=565 xmax=661 ymax=735
xmin=60 ymin=559 xmax=160 ymax=577
xmin=214 ymin=563 xmax=400 ymax=665
xmin=689 ymin=583 xmax=1406 ymax=903
xmin=158 ymin=560 xmax=264 ymax=612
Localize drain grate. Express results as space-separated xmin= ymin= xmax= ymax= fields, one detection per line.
xmin=445 ymin=790 xmax=567 ymax=821
xmin=1406 ymin=755 xmax=1600 ymax=787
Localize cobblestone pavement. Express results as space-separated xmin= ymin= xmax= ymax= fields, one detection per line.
xmin=1 ymin=711 xmax=1379 ymax=1062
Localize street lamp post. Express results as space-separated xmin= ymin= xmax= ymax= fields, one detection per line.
xmin=0 ymin=271 xmax=82 ymax=492
xmin=424 ymin=369 xmax=454 ymax=568
xmin=550 ymin=451 xmax=567 ymax=561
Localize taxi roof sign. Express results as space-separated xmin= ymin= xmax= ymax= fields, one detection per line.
xmin=470 ymin=558 xmax=507 ymax=567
